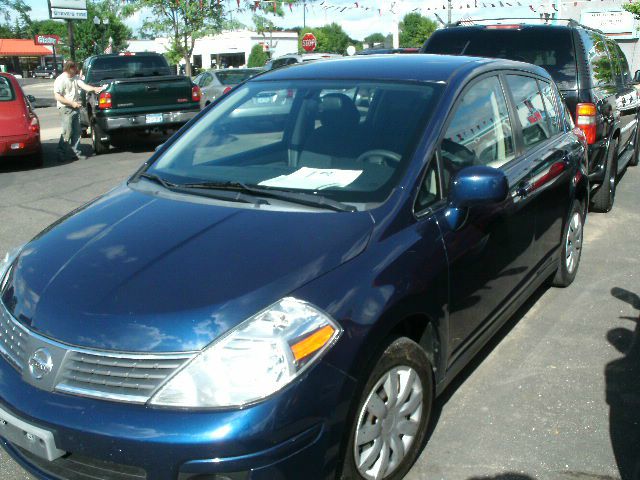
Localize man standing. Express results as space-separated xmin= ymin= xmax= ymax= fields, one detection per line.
xmin=54 ymin=61 xmax=104 ymax=162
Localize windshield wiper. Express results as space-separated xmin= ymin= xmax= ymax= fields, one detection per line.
xmin=179 ymin=181 xmax=357 ymax=213
xmin=134 ymin=173 xmax=259 ymax=206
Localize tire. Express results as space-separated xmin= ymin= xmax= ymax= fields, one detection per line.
xmin=590 ymin=138 xmax=618 ymax=213
xmin=630 ymin=121 xmax=640 ymax=167
xmin=552 ymin=199 xmax=584 ymax=288
xmin=29 ymin=148 xmax=43 ymax=168
xmin=91 ymin=120 xmax=109 ymax=155
xmin=340 ymin=337 xmax=434 ymax=480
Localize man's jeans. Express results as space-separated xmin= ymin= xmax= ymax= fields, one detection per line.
xmin=57 ymin=107 xmax=81 ymax=160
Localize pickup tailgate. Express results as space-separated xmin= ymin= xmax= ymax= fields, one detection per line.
xmin=108 ymin=76 xmax=194 ymax=112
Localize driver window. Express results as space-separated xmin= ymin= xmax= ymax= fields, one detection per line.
xmin=440 ymin=76 xmax=515 ymax=187
xmin=416 ymin=158 xmax=442 ymax=212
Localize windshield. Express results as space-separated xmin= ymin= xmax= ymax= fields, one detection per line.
xmin=87 ymin=55 xmax=172 ymax=82
xmin=147 ymin=79 xmax=442 ymax=207
xmin=215 ymin=70 xmax=261 ymax=85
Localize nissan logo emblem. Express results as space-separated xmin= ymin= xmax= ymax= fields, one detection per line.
xmin=28 ymin=348 xmax=53 ymax=380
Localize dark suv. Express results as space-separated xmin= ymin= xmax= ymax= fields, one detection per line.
xmin=422 ymin=21 xmax=640 ymax=212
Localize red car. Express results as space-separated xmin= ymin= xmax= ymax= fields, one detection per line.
xmin=0 ymin=72 xmax=42 ymax=166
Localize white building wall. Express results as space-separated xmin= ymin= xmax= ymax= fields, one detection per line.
xmin=127 ymin=30 xmax=298 ymax=69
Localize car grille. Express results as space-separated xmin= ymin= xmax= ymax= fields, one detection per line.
xmin=0 ymin=307 xmax=27 ymax=372
xmin=13 ymin=444 xmax=147 ymax=480
xmin=56 ymin=351 xmax=190 ymax=403
xmin=0 ymin=300 xmax=195 ymax=404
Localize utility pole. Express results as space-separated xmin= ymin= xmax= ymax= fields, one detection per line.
xmin=67 ymin=20 xmax=75 ymax=62
xmin=303 ymin=0 xmax=306 ymax=28
xmin=447 ymin=0 xmax=452 ymax=25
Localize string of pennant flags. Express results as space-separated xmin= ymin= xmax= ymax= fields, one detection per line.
xmin=164 ymin=0 xmax=623 ymax=16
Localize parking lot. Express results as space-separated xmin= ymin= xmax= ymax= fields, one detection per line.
xmin=0 ymin=79 xmax=638 ymax=480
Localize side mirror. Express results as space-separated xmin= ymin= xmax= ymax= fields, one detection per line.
xmin=446 ymin=165 xmax=508 ymax=230
xmin=634 ymin=70 xmax=640 ymax=83
xmin=27 ymin=95 xmax=36 ymax=104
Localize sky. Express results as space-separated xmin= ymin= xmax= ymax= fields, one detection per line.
xmin=21 ymin=0 xmax=545 ymax=41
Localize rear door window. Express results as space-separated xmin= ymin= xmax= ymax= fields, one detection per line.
xmin=0 ymin=77 xmax=15 ymax=101
xmin=424 ymin=28 xmax=577 ymax=89
xmin=441 ymin=75 xmax=515 ymax=173
xmin=538 ymin=79 xmax=562 ymax=135
xmin=506 ymin=75 xmax=554 ymax=149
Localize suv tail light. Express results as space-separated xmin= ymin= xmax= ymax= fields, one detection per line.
xmin=98 ymin=91 xmax=112 ymax=109
xmin=222 ymin=86 xmax=232 ymax=95
xmin=29 ymin=116 xmax=39 ymax=134
xmin=192 ymin=85 xmax=201 ymax=102
xmin=576 ymin=103 xmax=597 ymax=145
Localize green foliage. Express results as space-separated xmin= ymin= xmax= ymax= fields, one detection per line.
xmin=624 ymin=2 xmax=640 ymax=18
xmin=297 ymin=23 xmax=354 ymax=55
xmin=247 ymin=44 xmax=268 ymax=67
xmin=123 ymin=0 xmax=225 ymax=76
xmin=364 ymin=32 xmax=386 ymax=46
xmin=399 ymin=13 xmax=437 ymax=48
xmin=73 ymin=1 xmax=131 ymax=62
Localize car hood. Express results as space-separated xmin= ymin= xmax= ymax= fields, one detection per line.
xmin=0 ymin=101 xmax=28 ymax=137
xmin=1 ymin=184 xmax=373 ymax=352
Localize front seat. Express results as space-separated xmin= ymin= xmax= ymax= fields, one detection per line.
xmin=299 ymin=93 xmax=361 ymax=168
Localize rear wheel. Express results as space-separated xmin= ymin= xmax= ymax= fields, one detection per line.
xmin=91 ymin=120 xmax=109 ymax=155
xmin=29 ymin=148 xmax=43 ymax=168
xmin=590 ymin=138 xmax=617 ymax=213
xmin=340 ymin=337 xmax=433 ymax=480
xmin=552 ymin=199 xmax=584 ymax=288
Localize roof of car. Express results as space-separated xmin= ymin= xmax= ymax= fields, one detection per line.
xmin=255 ymin=54 xmax=551 ymax=84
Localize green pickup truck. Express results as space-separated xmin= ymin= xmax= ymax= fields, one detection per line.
xmin=80 ymin=52 xmax=201 ymax=154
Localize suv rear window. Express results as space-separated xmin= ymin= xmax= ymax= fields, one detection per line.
xmin=86 ymin=55 xmax=172 ymax=82
xmin=424 ymin=28 xmax=577 ymax=90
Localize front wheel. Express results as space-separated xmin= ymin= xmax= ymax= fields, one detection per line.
xmin=552 ymin=199 xmax=584 ymax=288
xmin=340 ymin=337 xmax=433 ymax=480
xmin=630 ymin=121 xmax=640 ymax=167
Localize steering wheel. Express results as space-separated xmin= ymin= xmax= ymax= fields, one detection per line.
xmin=355 ymin=149 xmax=402 ymax=167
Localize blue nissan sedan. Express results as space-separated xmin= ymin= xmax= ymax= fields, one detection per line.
xmin=0 ymin=55 xmax=587 ymax=480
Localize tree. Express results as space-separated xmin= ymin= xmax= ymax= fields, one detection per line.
xmin=73 ymin=1 xmax=131 ymax=62
xmin=298 ymin=23 xmax=353 ymax=55
xmin=124 ymin=0 xmax=224 ymax=77
xmin=399 ymin=13 xmax=437 ymax=48
xmin=247 ymin=44 xmax=268 ymax=67
xmin=364 ymin=32 xmax=386 ymax=47
xmin=624 ymin=2 xmax=640 ymax=18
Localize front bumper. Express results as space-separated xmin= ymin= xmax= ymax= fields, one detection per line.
xmin=96 ymin=110 xmax=199 ymax=132
xmin=0 ymin=356 xmax=355 ymax=480
xmin=0 ymin=134 xmax=40 ymax=158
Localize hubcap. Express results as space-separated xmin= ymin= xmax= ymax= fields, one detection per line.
xmin=354 ymin=366 xmax=423 ymax=480
xmin=565 ymin=211 xmax=583 ymax=274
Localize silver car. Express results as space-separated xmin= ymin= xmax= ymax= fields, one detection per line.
xmin=193 ymin=68 xmax=263 ymax=108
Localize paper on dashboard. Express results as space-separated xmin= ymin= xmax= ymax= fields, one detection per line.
xmin=259 ymin=167 xmax=362 ymax=190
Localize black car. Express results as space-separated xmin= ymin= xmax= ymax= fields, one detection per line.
xmin=31 ymin=66 xmax=56 ymax=79
xmin=422 ymin=21 xmax=640 ymax=212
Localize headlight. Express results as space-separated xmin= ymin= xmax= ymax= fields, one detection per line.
xmin=150 ymin=297 xmax=342 ymax=408
xmin=0 ymin=246 xmax=22 ymax=289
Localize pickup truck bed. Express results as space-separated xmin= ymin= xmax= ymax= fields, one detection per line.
xmin=80 ymin=53 xmax=201 ymax=154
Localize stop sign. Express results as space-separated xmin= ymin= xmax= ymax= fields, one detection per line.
xmin=302 ymin=33 xmax=317 ymax=52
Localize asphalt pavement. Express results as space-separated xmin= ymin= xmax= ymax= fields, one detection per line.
xmin=0 ymin=80 xmax=638 ymax=480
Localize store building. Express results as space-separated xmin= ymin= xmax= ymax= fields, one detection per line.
xmin=0 ymin=39 xmax=55 ymax=77
xmin=127 ymin=29 xmax=298 ymax=73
